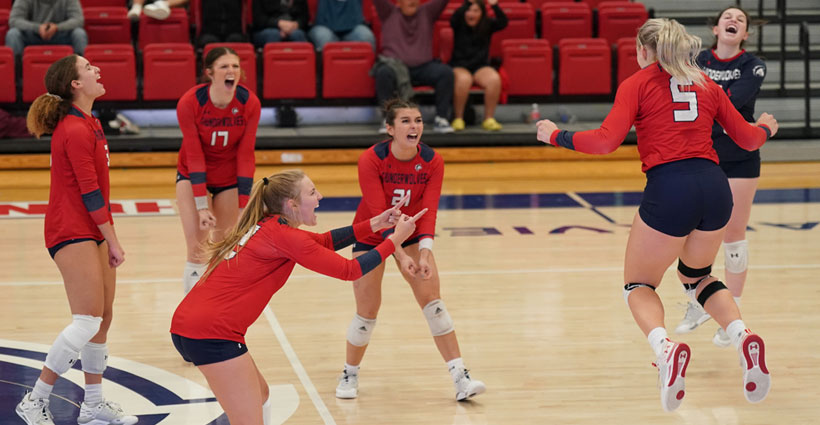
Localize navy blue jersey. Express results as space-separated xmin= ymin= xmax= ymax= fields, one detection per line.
xmin=697 ymin=50 xmax=766 ymax=162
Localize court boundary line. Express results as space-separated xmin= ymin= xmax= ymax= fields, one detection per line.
xmin=263 ymin=306 xmax=337 ymax=425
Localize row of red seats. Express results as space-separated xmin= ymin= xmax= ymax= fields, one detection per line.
xmin=0 ymin=38 xmax=640 ymax=104
xmin=0 ymin=1 xmax=645 ymax=56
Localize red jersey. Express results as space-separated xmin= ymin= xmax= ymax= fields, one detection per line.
xmin=176 ymin=83 xmax=261 ymax=208
xmin=353 ymin=141 xmax=443 ymax=246
xmin=171 ymin=216 xmax=395 ymax=343
xmin=549 ymin=63 xmax=770 ymax=172
xmin=44 ymin=106 xmax=112 ymax=249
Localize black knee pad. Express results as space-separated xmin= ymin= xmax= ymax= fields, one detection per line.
xmin=683 ymin=275 xmax=712 ymax=292
xmin=697 ymin=280 xmax=728 ymax=307
xmin=623 ymin=282 xmax=656 ymax=305
xmin=678 ymin=259 xmax=712 ymax=279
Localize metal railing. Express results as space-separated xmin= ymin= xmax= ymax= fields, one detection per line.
xmin=799 ymin=21 xmax=812 ymax=135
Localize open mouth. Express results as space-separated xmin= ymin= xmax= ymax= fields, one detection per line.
xmin=726 ymin=25 xmax=738 ymax=34
xmin=225 ymin=77 xmax=235 ymax=89
xmin=407 ymin=133 xmax=419 ymax=142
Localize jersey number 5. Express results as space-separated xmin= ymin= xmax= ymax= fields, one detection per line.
xmin=391 ymin=189 xmax=411 ymax=207
xmin=670 ymin=77 xmax=698 ymax=122
xmin=210 ymin=131 xmax=229 ymax=147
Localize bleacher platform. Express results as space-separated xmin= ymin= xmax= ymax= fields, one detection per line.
xmin=0 ymin=0 xmax=818 ymax=152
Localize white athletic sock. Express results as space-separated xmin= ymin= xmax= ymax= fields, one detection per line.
xmin=183 ymin=262 xmax=207 ymax=293
xmin=343 ymin=363 xmax=359 ymax=376
xmin=84 ymin=383 xmax=103 ymax=405
xmin=726 ymin=319 xmax=747 ymax=348
xmin=647 ymin=327 xmax=668 ymax=357
xmin=31 ymin=379 xmax=53 ymax=400
xmin=262 ymin=395 xmax=271 ymax=425
xmin=447 ymin=357 xmax=465 ymax=376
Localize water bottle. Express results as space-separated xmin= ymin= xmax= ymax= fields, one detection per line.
xmin=529 ymin=103 xmax=541 ymax=124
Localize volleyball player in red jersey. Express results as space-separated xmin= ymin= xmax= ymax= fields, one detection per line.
xmin=335 ymin=99 xmax=486 ymax=402
xmin=176 ymin=46 xmax=261 ymax=293
xmin=16 ymin=55 xmax=137 ymax=425
xmin=536 ymin=19 xmax=778 ymax=411
xmin=171 ymin=170 xmax=424 ymax=425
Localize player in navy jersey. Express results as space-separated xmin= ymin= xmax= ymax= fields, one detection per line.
xmin=675 ymin=7 xmax=767 ymax=347
xmin=335 ymin=98 xmax=486 ymax=402
xmin=171 ymin=170 xmax=424 ymax=425
xmin=536 ymin=19 xmax=777 ymax=411
xmin=175 ymin=46 xmax=261 ymax=293
xmin=17 ymin=55 xmax=137 ymax=425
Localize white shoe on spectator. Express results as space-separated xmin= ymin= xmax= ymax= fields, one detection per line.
xmin=144 ymin=0 xmax=171 ymax=20
xmin=109 ymin=113 xmax=140 ymax=135
xmin=433 ymin=116 xmax=454 ymax=133
xmin=126 ymin=4 xmax=142 ymax=21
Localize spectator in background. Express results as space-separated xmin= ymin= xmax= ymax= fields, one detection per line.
xmin=197 ymin=0 xmax=246 ymax=48
xmin=372 ymin=0 xmax=454 ymax=134
xmin=0 ymin=109 xmax=31 ymax=139
xmin=128 ymin=0 xmax=190 ymax=21
xmin=6 ymin=0 xmax=87 ymax=57
xmin=309 ymin=0 xmax=376 ymax=51
xmin=251 ymin=0 xmax=310 ymax=47
xmin=449 ymin=0 xmax=506 ymax=131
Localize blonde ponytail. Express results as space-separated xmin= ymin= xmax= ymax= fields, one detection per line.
xmin=201 ymin=170 xmax=306 ymax=279
xmin=638 ymin=18 xmax=705 ymax=87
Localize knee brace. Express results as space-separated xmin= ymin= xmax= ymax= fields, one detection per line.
xmin=423 ymin=299 xmax=454 ymax=336
xmin=622 ymin=282 xmax=656 ymax=305
xmin=724 ymin=240 xmax=749 ymax=274
xmin=678 ymin=259 xmax=712 ymax=279
xmin=80 ymin=342 xmax=108 ymax=375
xmin=697 ymin=280 xmax=728 ymax=308
xmin=45 ymin=315 xmax=102 ymax=375
xmin=346 ymin=314 xmax=377 ymax=347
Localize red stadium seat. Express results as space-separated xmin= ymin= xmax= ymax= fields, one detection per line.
xmin=0 ymin=46 xmax=14 ymax=102
xmin=488 ymin=3 xmax=534 ymax=59
xmin=438 ymin=26 xmax=453 ymax=64
xmin=22 ymin=45 xmax=74 ymax=102
xmin=431 ymin=20 xmax=450 ymax=62
xmin=0 ymin=0 xmax=11 ymax=9
xmin=502 ymin=39 xmax=552 ymax=95
xmin=322 ymin=42 xmax=374 ymax=98
xmin=262 ymin=42 xmax=315 ymax=99
xmin=142 ymin=43 xmax=196 ymax=100
xmin=558 ymin=38 xmax=611 ymax=95
xmin=540 ymin=2 xmax=591 ymax=46
xmin=138 ymin=8 xmax=189 ymax=51
xmin=84 ymin=7 xmax=131 ymax=45
xmin=0 ymin=9 xmax=9 ymax=45
xmin=203 ymin=42 xmax=257 ymax=93
xmin=84 ymin=44 xmax=136 ymax=101
xmin=80 ymin=0 xmax=127 ymax=7
xmin=616 ymin=36 xmax=640 ymax=86
xmin=525 ymin=0 xmax=573 ymax=8
xmin=307 ymin=0 xmax=318 ymax=24
xmin=578 ymin=0 xmax=608 ymax=9
xmin=597 ymin=1 xmax=648 ymax=45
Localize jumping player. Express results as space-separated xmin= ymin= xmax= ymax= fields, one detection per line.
xmin=17 ymin=55 xmax=137 ymax=425
xmin=675 ymin=7 xmax=767 ymax=347
xmin=536 ymin=19 xmax=776 ymax=411
xmin=171 ymin=170 xmax=425 ymax=425
xmin=335 ymin=98 xmax=486 ymax=401
xmin=176 ymin=46 xmax=261 ymax=293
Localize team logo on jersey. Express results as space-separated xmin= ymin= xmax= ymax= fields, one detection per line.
xmin=415 ymin=163 xmax=422 ymax=172
xmin=232 ymin=107 xmax=239 ymax=115
xmin=753 ymin=65 xmax=766 ymax=78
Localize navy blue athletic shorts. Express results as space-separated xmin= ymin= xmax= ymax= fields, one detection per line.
xmin=171 ymin=333 xmax=248 ymax=366
xmin=639 ymin=158 xmax=733 ymax=237
xmin=176 ymin=172 xmax=238 ymax=196
xmin=719 ymin=152 xmax=761 ymax=179
xmin=48 ymin=238 xmax=104 ymax=259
